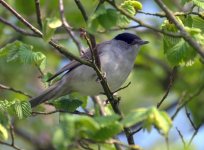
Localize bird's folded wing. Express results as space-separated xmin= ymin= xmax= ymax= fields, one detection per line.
xmin=47 ymin=60 xmax=81 ymax=82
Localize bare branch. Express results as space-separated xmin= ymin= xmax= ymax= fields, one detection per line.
xmin=176 ymin=127 xmax=187 ymax=149
xmin=0 ymin=83 xmax=32 ymax=98
xmin=157 ymin=67 xmax=177 ymax=108
xmin=59 ymin=0 xmax=84 ymax=54
xmin=154 ymin=0 xmax=204 ymax=58
xmin=0 ymin=17 xmax=38 ymax=37
xmin=32 ymin=110 xmax=93 ymax=116
xmin=0 ymin=0 xmax=91 ymax=65
xmin=105 ymin=0 xmax=181 ymax=37
xmin=172 ymin=84 xmax=204 ymax=119
xmin=34 ymin=0 xmax=42 ymax=29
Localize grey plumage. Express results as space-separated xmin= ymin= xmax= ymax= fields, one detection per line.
xmin=30 ymin=33 xmax=148 ymax=108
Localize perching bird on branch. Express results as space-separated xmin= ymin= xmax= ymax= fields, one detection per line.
xmin=30 ymin=33 xmax=148 ymax=107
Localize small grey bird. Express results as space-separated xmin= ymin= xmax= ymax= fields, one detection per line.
xmin=30 ymin=33 xmax=148 ymax=107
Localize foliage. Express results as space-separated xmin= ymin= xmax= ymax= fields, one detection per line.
xmin=0 ymin=0 xmax=204 ymax=150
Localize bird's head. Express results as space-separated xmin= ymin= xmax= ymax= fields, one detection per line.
xmin=114 ymin=32 xmax=149 ymax=46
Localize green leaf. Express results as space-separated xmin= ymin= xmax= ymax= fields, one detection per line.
xmin=144 ymin=107 xmax=172 ymax=136
xmin=33 ymin=52 xmax=46 ymax=71
xmin=69 ymin=92 xmax=88 ymax=108
xmin=192 ymin=16 xmax=204 ymax=32
xmin=53 ymin=115 xmax=75 ymax=150
xmin=53 ymin=98 xmax=83 ymax=112
xmin=97 ymin=9 xmax=118 ymax=29
xmin=192 ymin=0 xmax=204 ymax=9
xmin=42 ymin=17 xmax=61 ymax=42
xmin=121 ymin=108 xmax=149 ymax=127
xmin=94 ymin=114 xmax=120 ymax=125
xmin=47 ymin=17 xmax=62 ymax=29
xmin=122 ymin=107 xmax=172 ymax=136
xmin=14 ymin=100 xmax=31 ymax=119
xmin=0 ymin=124 xmax=8 ymax=140
xmin=92 ymin=122 xmax=122 ymax=141
xmin=92 ymin=115 xmax=122 ymax=141
xmin=0 ymin=41 xmax=47 ymax=71
xmin=166 ymin=39 xmax=196 ymax=66
xmin=88 ymin=6 xmax=118 ymax=33
xmin=0 ymin=112 xmax=9 ymax=128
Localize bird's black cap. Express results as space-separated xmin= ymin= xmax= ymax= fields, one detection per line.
xmin=114 ymin=33 xmax=149 ymax=45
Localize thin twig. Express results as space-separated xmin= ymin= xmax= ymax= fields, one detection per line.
xmin=185 ymin=106 xmax=197 ymax=130
xmin=172 ymin=84 xmax=204 ymax=119
xmin=0 ymin=17 xmax=38 ymax=37
xmin=0 ymin=0 xmax=91 ymax=65
xmin=59 ymin=0 xmax=84 ymax=54
xmin=0 ymin=83 xmax=32 ymax=98
xmin=187 ymin=123 xmax=202 ymax=147
xmin=0 ymin=125 xmax=23 ymax=150
xmin=157 ymin=67 xmax=177 ymax=108
xmin=113 ymin=82 xmax=131 ymax=93
xmin=32 ymin=110 xmax=93 ymax=116
xmin=34 ymin=0 xmax=42 ymax=29
xmin=105 ymin=0 xmax=181 ymax=38
xmin=154 ymin=0 xmax=204 ymax=58
xmin=176 ymin=127 xmax=187 ymax=149
xmin=74 ymin=0 xmax=88 ymax=22
xmin=138 ymin=10 xmax=204 ymax=20
xmin=0 ymin=141 xmax=23 ymax=150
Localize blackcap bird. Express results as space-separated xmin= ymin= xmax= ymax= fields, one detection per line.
xmin=30 ymin=33 xmax=148 ymax=107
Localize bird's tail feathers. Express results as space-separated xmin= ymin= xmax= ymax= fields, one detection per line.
xmin=30 ymin=84 xmax=61 ymax=108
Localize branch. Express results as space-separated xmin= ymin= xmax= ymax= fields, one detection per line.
xmin=0 ymin=125 xmax=23 ymax=150
xmin=59 ymin=0 xmax=84 ymax=54
xmin=34 ymin=0 xmax=42 ymax=29
xmin=138 ymin=10 xmax=204 ymax=20
xmin=176 ymin=127 xmax=187 ymax=149
xmin=0 ymin=0 xmax=91 ymax=65
xmin=0 ymin=83 xmax=32 ymax=98
xmin=0 ymin=17 xmax=38 ymax=37
xmin=154 ymin=0 xmax=204 ymax=58
xmin=74 ymin=0 xmax=99 ymax=68
xmin=105 ymin=0 xmax=181 ymax=37
xmin=157 ymin=67 xmax=177 ymax=108
xmin=172 ymin=84 xmax=204 ymax=119
xmin=32 ymin=109 xmax=93 ymax=116
xmin=74 ymin=2 xmax=134 ymax=144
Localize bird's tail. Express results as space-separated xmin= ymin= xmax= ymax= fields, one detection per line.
xmin=30 ymin=83 xmax=62 ymax=108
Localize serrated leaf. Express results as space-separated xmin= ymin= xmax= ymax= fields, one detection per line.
xmin=166 ymin=39 xmax=196 ymax=65
xmin=18 ymin=44 xmax=34 ymax=64
xmin=14 ymin=100 xmax=31 ymax=119
xmin=0 ymin=124 xmax=8 ymax=140
xmin=122 ymin=107 xmax=172 ymax=136
xmin=145 ymin=107 xmax=172 ymax=136
xmin=92 ymin=122 xmax=122 ymax=141
xmin=192 ymin=16 xmax=204 ymax=32
xmin=33 ymin=52 xmax=46 ymax=71
xmin=69 ymin=92 xmax=88 ymax=108
xmin=121 ymin=108 xmax=149 ymax=127
xmin=192 ymin=0 xmax=204 ymax=9
xmin=118 ymin=0 xmax=137 ymax=27
xmin=94 ymin=114 xmax=120 ymax=125
xmin=53 ymin=98 xmax=82 ymax=112
xmin=98 ymin=9 xmax=118 ymax=29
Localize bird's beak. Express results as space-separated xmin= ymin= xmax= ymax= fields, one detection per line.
xmin=131 ymin=39 xmax=149 ymax=45
xmin=137 ymin=40 xmax=149 ymax=45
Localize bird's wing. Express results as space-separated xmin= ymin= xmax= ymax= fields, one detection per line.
xmin=47 ymin=41 xmax=110 ymax=82
xmin=47 ymin=60 xmax=81 ymax=82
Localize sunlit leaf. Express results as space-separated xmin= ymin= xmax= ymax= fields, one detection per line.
xmin=0 ymin=124 xmax=8 ymax=140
